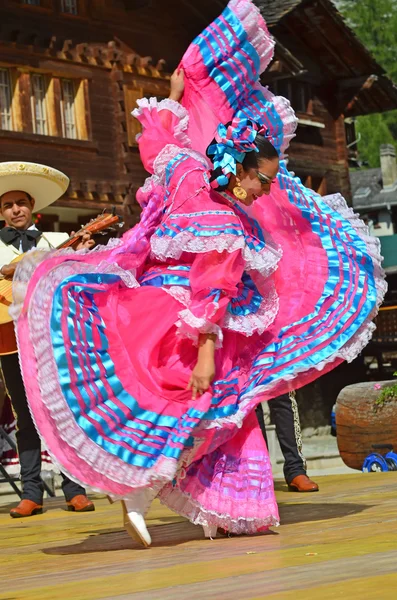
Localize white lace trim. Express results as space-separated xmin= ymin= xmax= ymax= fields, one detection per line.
xmin=153 ymin=144 xmax=209 ymax=183
xmin=151 ymin=227 xmax=281 ymax=282
xmin=320 ymin=192 xmax=387 ymax=363
xmin=95 ymin=260 xmax=138 ymax=289
xmin=176 ymin=308 xmax=223 ymax=348
xmin=163 ymin=285 xmax=191 ymax=307
xmin=198 ymin=188 xmax=387 ymax=432
xmin=151 ymin=231 xmax=245 ymax=260
xmin=243 ymin=243 xmax=282 ymax=278
xmin=159 ymin=485 xmax=279 ymax=534
xmin=162 ymin=283 xmax=279 ymax=337
xmin=230 ymin=0 xmax=275 ymax=74
xmin=15 ymin=258 xmax=183 ymax=493
xmin=140 ymin=173 xmax=161 ymax=194
xmin=225 ymin=284 xmax=279 ymax=336
xmin=258 ymin=84 xmax=298 ymax=156
xmin=132 ymin=96 xmax=191 ymax=148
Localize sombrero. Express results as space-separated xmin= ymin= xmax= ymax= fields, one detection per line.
xmin=0 ymin=162 xmax=69 ymax=219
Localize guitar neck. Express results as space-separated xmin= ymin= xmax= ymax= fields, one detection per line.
xmin=55 ymin=213 xmax=121 ymax=250
xmin=55 ymin=229 xmax=85 ymax=250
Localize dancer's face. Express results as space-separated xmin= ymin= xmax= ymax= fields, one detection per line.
xmin=234 ymin=157 xmax=279 ymax=205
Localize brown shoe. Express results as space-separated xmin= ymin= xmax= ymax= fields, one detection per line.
xmin=66 ymin=494 xmax=95 ymax=512
xmin=10 ymin=499 xmax=43 ymax=518
xmin=288 ymin=474 xmax=319 ymax=493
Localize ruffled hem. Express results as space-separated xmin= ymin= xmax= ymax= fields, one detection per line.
xmin=230 ymin=0 xmax=275 ymax=74
xmin=16 ymin=259 xmax=188 ymax=494
xmin=136 ymin=174 xmax=162 ymax=208
xmin=198 ymin=188 xmax=387 ymax=432
xmin=225 ymin=284 xmax=279 ymax=336
xmin=258 ymin=84 xmax=298 ymax=156
xmin=243 ymin=243 xmax=282 ymax=279
xmin=320 ymin=192 xmax=387 ymax=364
xmin=132 ymin=97 xmax=191 ymax=148
xmin=159 ymin=485 xmax=279 ymax=534
xmin=163 ymin=284 xmax=279 ymax=338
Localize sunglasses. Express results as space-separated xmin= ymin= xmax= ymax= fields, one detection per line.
xmin=256 ymin=171 xmax=276 ymax=185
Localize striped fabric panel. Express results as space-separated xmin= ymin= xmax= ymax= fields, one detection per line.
xmin=51 ymin=275 xmax=204 ymax=468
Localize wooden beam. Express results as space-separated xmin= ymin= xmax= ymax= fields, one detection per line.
xmin=180 ymin=0 xmax=210 ymax=26
xmin=343 ymin=75 xmax=377 ymax=114
xmin=338 ymin=76 xmax=374 ymax=90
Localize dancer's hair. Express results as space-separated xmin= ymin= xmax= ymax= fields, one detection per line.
xmin=206 ymin=124 xmax=279 ymax=192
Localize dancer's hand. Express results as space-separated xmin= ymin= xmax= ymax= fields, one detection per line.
xmin=169 ymin=68 xmax=185 ymax=102
xmin=188 ymin=357 xmax=215 ymax=400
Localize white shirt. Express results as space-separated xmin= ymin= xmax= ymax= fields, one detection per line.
xmin=0 ymin=225 xmax=69 ymax=276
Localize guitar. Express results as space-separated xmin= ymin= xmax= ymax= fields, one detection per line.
xmin=0 ymin=211 xmax=123 ymax=355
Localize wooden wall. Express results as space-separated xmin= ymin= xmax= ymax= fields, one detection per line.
xmin=0 ymin=0 xmax=354 ymax=231
xmin=288 ymin=97 xmax=351 ymax=200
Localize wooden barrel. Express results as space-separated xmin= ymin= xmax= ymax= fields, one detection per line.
xmin=336 ymin=381 xmax=397 ymax=470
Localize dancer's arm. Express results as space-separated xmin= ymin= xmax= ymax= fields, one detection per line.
xmin=169 ymin=69 xmax=185 ymax=103
xmin=188 ymin=333 xmax=216 ymax=400
xmin=132 ymin=69 xmax=188 ymax=174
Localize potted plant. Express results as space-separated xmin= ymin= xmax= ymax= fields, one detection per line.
xmin=335 ymin=376 xmax=397 ymax=470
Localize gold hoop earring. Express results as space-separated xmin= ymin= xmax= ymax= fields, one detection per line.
xmin=233 ymin=179 xmax=247 ymax=201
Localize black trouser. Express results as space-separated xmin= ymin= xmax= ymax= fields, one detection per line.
xmin=1 ymin=353 xmax=85 ymax=504
xmin=256 ymin=393 xmax=306 ymax=485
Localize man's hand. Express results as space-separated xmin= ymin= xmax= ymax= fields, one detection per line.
xmin=0 ymin=263 xmax=17 ymax=278
xmin=71 ymin=230 xmax=95 ymax=251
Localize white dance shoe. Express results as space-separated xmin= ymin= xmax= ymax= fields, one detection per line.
xmin=122 ymin=501 xmax=152 ymax=548
xmin=121 ymin=490 xmax=154 ymax=548
xmin=202 ymin=524 xmax=218 ymax=539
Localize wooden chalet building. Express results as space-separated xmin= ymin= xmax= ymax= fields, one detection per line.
xmin=0 ymin=0 xmax=396 ymax=247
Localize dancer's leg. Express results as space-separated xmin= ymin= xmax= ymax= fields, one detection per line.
xmin=122 ymin=486 xmax=159 ymax=548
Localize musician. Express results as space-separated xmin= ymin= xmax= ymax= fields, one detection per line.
xmin=0 ymin=161 xmax=95 ymax=518
xmin=256 ymin=393 xmax=319 ymax=492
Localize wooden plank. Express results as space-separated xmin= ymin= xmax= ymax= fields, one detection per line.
xmin=47 ymin=77 xmax=63 ymax=138
xmin=1 ymin=473 xmax=397 ymax=599
xmin=75 ymin=79 xmax=89 ymax=140
xmin=124 ymin=85 xmax=143 ymax=147
xmin=9 ymin=69 xmax=26 ymax=133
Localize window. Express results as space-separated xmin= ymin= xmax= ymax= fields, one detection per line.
xmin=270 ymin=80 xmax=313 ymax=114
xmin=61 ymin=79 xmax=77 ymax=139
xmin=61 ymin=0 xmax=78 ymax=14
xmin=0 ymin=68 xmax=89 ymax=141
xmin=345 ymin=119 xmax=357 ymax=149
xmin=23 ymin=0 xmax=41 ymax=5
xmin=31 ymin=74 xmax=48 ymax=135
xmin=0 ymin=69 xmax=13 ymax=131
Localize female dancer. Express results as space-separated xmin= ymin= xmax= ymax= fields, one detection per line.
xmin=12 ymin=0 xmax=385 ymax=547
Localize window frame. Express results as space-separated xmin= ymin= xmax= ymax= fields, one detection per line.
xmin=60 ymin=78 xmax=78 ymax=140
xmin=124 ymin=82 xmax=169 ymax=147
xmin=0 ymin=68 xmax=13 ymax=131
xmin=31 ymin=73 xmax=49 ymax=136
xmin=60 ymin=0 xmax=78 ymax=15
xmin=21 ymin=0 xmax=53 ymax=9
xmin=270 ymin=79 xmax=314 ymax=116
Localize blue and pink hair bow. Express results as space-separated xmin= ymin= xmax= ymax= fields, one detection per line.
xmin=207 ymin=116 xmax=265 ymax=188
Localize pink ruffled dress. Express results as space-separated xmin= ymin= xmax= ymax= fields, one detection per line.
xmin=11 ymin=0 xmax=385 ymax=533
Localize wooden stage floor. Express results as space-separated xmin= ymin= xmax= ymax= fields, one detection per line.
xmin=1 ymin=473 xmax=397 ymax=600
